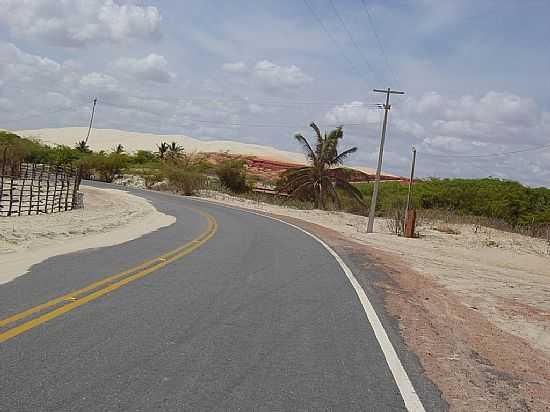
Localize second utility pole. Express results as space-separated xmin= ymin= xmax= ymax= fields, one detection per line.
xmin=367 ymin=88 xmax=404 ymax=233
xmin=84 ymin=97 xmax=97 ymax=145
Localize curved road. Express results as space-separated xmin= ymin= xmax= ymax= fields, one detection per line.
xmin=0 ymin=183 xmax=444 ymax=411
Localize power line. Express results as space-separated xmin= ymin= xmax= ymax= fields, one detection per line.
xmin=173 ymin=116 xmax=375 ymax=129
xmin=328 ymin=0 xmax=377 ymax=78
xmin=422 ymin=143 xmax=550 ymax=159
xmin=302 ymin=0 xmax=371 ymax=87
xmin=97 ymin=99 xmax=383 ymax=129
xmin=360 ymin=0 xmax=398 ymax=85
xmin=176 ymin=96 xmax=382 ymax=108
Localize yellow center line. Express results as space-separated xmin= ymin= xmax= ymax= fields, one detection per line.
xmin=0 ymin=208 xmax=218 ymax=344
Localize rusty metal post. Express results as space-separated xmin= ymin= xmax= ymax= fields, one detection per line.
xmin=404 ymin=209 xmax=416 ymax=238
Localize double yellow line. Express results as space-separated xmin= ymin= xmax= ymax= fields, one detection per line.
xmin=0 ymin=208 xmax=218 ymax=344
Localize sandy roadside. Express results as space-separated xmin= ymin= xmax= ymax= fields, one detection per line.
xmin=0 ymin=186 xmax=175 ymax=284
xmin=197 ymin=190 xmax=550 ymax=411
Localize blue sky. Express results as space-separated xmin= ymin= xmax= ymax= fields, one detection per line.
xmin=1 ymin=0 xmax=549 ymax=186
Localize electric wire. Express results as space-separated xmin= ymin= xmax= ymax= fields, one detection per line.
xmin=302 ymin=0 xmax=371 ymax=87
xmin=422 ymin=142 xmax=550 ymax=159
xmin=328 ymin=0 xmax=377 ymax=78
xmin=360 ymin=0 xmax=399 ymax=84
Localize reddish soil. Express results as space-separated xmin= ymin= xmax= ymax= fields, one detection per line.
xmin=200 ymin=151 xmax=403 ymax=183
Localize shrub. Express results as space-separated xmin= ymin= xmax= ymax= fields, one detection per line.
xmin=131 ymin=150 xmax=157 ymax=164
xmin=140 ymin=170 xmax=164 ymax=189
xmin=216 ymin=159 xmax=249 ymax=193
xmin=357 ymin=178 xmax=550 ymax=227
xmin=162 ymin=164 xmax=206 ymax=195
xmin=82 ymin=153 xmax=128 ymax=182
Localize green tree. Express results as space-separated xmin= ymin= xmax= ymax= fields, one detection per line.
xmin=279 ymin=122 xmax=363 ymax=210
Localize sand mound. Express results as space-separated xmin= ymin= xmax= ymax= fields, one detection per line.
xmin=15 ymin=127 xmax=389 ymax=177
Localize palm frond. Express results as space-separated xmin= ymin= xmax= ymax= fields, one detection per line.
xmin=294 ymin=133 xmax=316 ymax=161
xmin=327 ymin=126 xmax=343 ymax=141
xmin=330 ymin=146 xmax=358 ymax=165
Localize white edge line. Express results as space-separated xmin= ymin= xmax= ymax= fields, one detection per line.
xmin=192 ymin=197 xmax=426 ymax=412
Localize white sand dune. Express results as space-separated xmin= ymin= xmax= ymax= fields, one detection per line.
xmin=15 ymin=127 xmax=387 ymax=176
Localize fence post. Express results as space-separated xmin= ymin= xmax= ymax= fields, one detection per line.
xmin=7 ymin=177 xmax=14 ymax=217
xmin=64 ymin=171 xmax=70 ymax=211
xmin=18 ymin=168 xmax=26 ymax=216
xmin=71 ymin=166 xmax=82 ymax=209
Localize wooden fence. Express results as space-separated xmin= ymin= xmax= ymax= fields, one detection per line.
xmin=0 ymin=162 xmax=81 ymax=217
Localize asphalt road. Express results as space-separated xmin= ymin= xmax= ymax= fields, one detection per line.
xmin=0 ymin=182 xmax=443 ymax=411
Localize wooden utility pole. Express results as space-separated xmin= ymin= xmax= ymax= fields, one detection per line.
xmin=404 ymin=146 xmax=417 ymax=238
xmin=84 ymin=98 xmax=97 ymax=145
xmin=405 ymin=145 xmax=416 ymax=214
xmin=367 ymin=88 xmax=404 ymax=233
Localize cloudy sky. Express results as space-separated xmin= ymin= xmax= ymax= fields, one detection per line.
xmin=1 ymin=0 xmax=549 ymax=186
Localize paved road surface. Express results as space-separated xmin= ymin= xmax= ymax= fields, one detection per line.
xmin=0 ymin=182 xmax=444 ymax=411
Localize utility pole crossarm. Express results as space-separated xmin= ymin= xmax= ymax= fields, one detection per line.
xmin=373 ymin=89 xmax=405 ymax=94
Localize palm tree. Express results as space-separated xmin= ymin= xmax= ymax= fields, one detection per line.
xmin=75 ymin=140 xmax=91 ymax=153
xmin=157 ymin=142 xmax=169 ymax=160
xmin=114 ymin=144 xmax=125 ymax=154
xmin=279 ymin=122 xmax=364 ymax=210
xmin=167 ymin=141 xmax=184 ymax=160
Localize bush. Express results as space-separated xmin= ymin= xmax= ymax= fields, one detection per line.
xmin=357 ymin=178 xmax=550 ymax=227
xmin=162 ymin=164 xmax=206 ymax=195
xmin=216 ymin=159 xmax=249 ymax=193
xmin=79 ymin=153 xmax=128 ymax=182
xmin=131 ymin=150 xmax=157 ymax=165
xmin=140 ymin=170 xmax=164 ymax=189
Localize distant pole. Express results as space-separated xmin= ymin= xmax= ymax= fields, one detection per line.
xmin=367 ymin=87 xmax=404 ymax=233
xmin=84 ymin=98 xmax=97 ymax=145
xmin=405 ymin=145 xmax=416 ymax=214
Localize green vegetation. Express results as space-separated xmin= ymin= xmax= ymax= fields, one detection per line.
xmin=3 ymin=130 xmax=547 ymax=236
xmin=279 ymin=122 xmax=363 ymax=210
xmin=161 ymin=153 xmax=209 ymax=195
xmin=356 ymin=178 xmax=550 ymax=227
xmin=215 ymin=159 xmax=249 ymax=193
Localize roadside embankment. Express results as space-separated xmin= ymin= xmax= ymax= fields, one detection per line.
xmin=0 ymin=186 xmax=175 ymax=284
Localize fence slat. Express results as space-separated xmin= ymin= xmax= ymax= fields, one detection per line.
xmin=0 ymin=162 xmax=81 ymax=217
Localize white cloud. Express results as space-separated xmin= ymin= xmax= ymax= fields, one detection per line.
xmin=222 ymin=61 xmax=247 ymax=73
xmin=324 ymin=101 xmax=380 ymax=124
xmin=0 ymin=42 xmax=62 ymax=83
xmin=114 ymin=54 xmax=174 ymax=83
xmin=0 ymin=0 xmax=161 ymax=47
xmin=79 ymin=72 xmax=119 ymax=93
xmin=253 ymin=60 xmax=312 ymax=88
xmin=400 ymin=91 xmax=549 ymax=145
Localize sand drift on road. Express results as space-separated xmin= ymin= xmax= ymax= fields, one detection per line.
xmin=0 ymin=186 xmax=175 ymax=284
